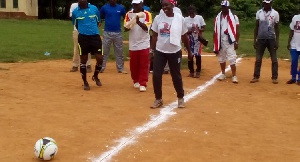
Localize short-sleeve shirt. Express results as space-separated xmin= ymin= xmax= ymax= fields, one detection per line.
xmin=256 ymin=8 xmax=279 ymax=39
xmin=290 ymin=14 xmax=300 ymax=51
xmin=184 ymin=15 xmax=206 ymax=31
xmin=99 ymin=4 xmax=126 ymax=32
xmin=124 ymin=11 xmax=152 ymax=50
xmin=151 ymin=14 xmax=188 ymax=53
xmin=72 ymin=4 xmax=100 ymax=35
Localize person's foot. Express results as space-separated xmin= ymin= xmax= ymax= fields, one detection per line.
xmin=250 ymin=78 xmax=259 ymax=83
xmin=70 ymin=66 xmax=78 ymax=72
xmin=187 ymin=73 xmax=194 ymax=77
xmin=178 ymin=98 xmax=185 ymax=108
xmin=92 ymin=76 xmax=102 ymax=86
xmin=272 ymin=79 xmax=278 ymax=84
xmin=232 ymin=76 xmax=238 ymax=83
xmin=100 ymin=68 xmax=105 ymax=73
xmin=150 ymin=99 xmax=163 ymax=108
xmin=133 ymin=82 xmax=140 ymax=89
xmin=118 ymin=70 xmax=128 ymax=74
xmin=86 ymin=65 xmax=92 ymax=73
xmin=297 ymin=80 xmax=300 ymax=86
xmin=217 ymin=74 xmax=226 ymax=81
xmin=194 ymin=72 xmax=200 ymax=78
xmin=286 ymin=79 xmax=296 ymax=84
xmin=139 ymin=86 xmax=146 ymax=92
xmin=83 ymin=82 xmax=90 ymax=90
xmin=163 ymin=70 xmax=169 ymax=74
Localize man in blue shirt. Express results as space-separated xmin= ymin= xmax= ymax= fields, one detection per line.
xmin=99 ymin=0 xmax=127 ymax=74
xmin=72 ymin=0 xmax=103 ymax=90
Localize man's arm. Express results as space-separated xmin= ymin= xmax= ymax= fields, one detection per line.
xmin=234 ymin=24 xmax=240 ymax=50
xmin=149 ymin=31 xmax=158 ymax=59
xmin=253 ymin=20 xmax=259 ymax=49
xmin=274 ymin=22 xmax=279 ymax=50
xmin=287 ymin=30 xmax=294 ymax=50
xmin=181 ymin=34 xmax=192 ymax=60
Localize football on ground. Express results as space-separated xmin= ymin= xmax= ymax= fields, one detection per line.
xmin=34 ymin=137 xmax=58 ymax=160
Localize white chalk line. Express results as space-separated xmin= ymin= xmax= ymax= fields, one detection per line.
xmin=90 ymin=58 xmax=242 ymax=162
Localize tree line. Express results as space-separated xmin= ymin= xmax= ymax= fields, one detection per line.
xmin=41 ymin=0 xmax=300 ymax=23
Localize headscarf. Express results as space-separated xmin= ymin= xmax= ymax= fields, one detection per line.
xmin=161 ymin=0 xmax=177 ymax=6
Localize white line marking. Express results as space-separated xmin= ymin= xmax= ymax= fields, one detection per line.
xmin=90 ymin=58 xmax=242 ymax=162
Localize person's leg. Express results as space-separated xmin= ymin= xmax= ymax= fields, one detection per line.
xmin=266 ymin=39 xmax=278 ymax=81
xmin=130 ymin=50 xmax=139 ymax=85
xmin=138 ymin=48 xmax=150 ymax=88
xmin=253 ymin=39 xmax=267 ymax=79
xmin=187 ymin=55 xmax=194 ymax=77
xmin=91 ymin=35 xmax=103 ymax=86
xmin=86 ymin=53 xmax=92 ymax=73
xmin=113 ymin=32 xmax=126 ymax=73
xmin=71 ymin=30 xmax=80 ymax=72
xmin=101 ymin=31 xmax=113 ymax=72
xmin=297 ymin=51 xmax=300 ymax=82
xmin=227 ymin=44 xmax=237 ymax=77
xmin=167 ymin=51 xmax=184 ymax=99
xmin=195 ymin=54 xmax=201 ymax=73
xmin=152 ymin=50 xmax=167 ymax=100
xmin=289 ymin=49 xmax=298 ymax=82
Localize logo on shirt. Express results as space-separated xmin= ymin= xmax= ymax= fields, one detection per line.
xmin=160 ymin=22 xmax=171 ymax=37
xmin=295 ymin=21 xmax=300 ymax=31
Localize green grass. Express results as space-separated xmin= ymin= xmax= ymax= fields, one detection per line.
xmin=0 ymin=18 xmax=291 ymax=63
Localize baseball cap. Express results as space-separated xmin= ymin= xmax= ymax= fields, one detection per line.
xmin=132 ymin=0 xmax=143 ymax=4
xmin=263 ymin=0 xmax=272 ymax=3
xmin=221 ymin=0 xmax=230 ymax=6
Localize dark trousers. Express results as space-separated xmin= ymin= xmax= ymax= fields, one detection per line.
xmin=188 ymin=55 xmax=201 ymax=73
xmin=152 ymin=50 xmax=184 ymax=99
xmin=254 ymin=39 xmax=278 ymax=79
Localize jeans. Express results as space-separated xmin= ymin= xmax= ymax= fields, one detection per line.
xmin=253 ymin=39 xmax=278 ymax=79
xmin=289 ymin=49 xmax=300 ymax=80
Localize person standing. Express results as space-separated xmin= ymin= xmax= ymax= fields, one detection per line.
xmin=286 ymin=13 xmax=300 ymax=85
xmin=185 ymin=5 xmax=206 ymax=78
xmin=124 ymin=0 xmax=152 ymax=92
xmin=69 ymin=1 xmax=92 ymax=73
xmin=72 ymin=0 xmax=103 ymax=90
xmin=213 ymin=0 xmax=240 ymax=83
xmin=150 ymin=0 xmax=192 ymax=108
xmin=99 ymin=0 xmax=127 ymax=74
xmin=251 ymin=0 xmax=279 ymax=84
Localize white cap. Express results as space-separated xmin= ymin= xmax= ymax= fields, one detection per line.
xmin=263 ymin=0 xmax=272 ymax=3
xmin=132 ymin=0 xmax=143 ymax=4
xmin=221 ymin=0 xmax=230 ymax=6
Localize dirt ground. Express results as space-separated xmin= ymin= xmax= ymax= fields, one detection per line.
xmin=0 ymin=56 xmax=299 ymax=162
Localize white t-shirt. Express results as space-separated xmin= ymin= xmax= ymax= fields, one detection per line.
xmin=159 ymin=7 xmax=182 ymax=16
xmin=256 ymin=9 xmax=279 ymax=39
xmin=69 ymin=3 xmax=78 ymax=17
xmin=290 ymin=14 xmax=300 ymax=51
xmin=70 ymin=3 xmax=78 ymax=30
xmin=184 ymin=15 xmax=206 ymax=30
xmin=151 ymin=14 xmax=188 ymax=53
xmin=125 ymin=11 xmax=152 ymax=50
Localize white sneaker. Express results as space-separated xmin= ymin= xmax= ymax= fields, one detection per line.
xmin=133 ymin=82 xmax=140 ymax=88
xmin=232 ymin=76 xmax=238 ymax=83
xmin=218 ymin=74 xmax=226 ymax=81
xmin=139 ymin=86 xmax=146 ymax=92
xmin=178 ymin=98 xmax=185 ymax=108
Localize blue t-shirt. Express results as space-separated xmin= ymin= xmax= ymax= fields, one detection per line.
xmin=72 ymin=4 xmax=100 ymax=35
xmin=99 ymin=4 xmax=126 ymax=32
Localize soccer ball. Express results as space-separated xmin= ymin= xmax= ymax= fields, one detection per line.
xmin=34 ymin=137 xmax=58 ymax=160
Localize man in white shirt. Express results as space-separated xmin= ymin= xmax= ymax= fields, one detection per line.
xmin=286 ymin=13 xmax=300 ymax=85
xmin=251 ymin=0 xmax=279 ymax=84
xmin=69 ymin=1 xmax=92 ymax=73
xmin=124 ymin=0 xmax=152 ymax=92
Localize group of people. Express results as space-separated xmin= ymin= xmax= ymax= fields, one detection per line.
xmin=69 ymin=0 xmax=300 ymax=108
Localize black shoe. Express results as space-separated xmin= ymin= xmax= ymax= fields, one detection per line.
xmin=92 ymin=76 xmax=102 ymax=86
xmin=83 ymin=82 xmax=90 ymax=90
xmin=286 ymin=79 xmax=296 ymax=84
